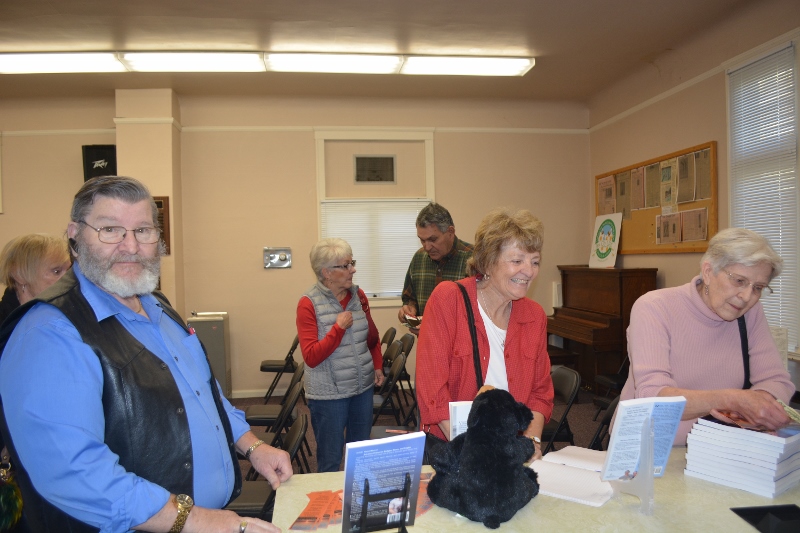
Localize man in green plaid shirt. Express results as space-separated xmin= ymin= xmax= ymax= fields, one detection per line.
xmin=398 ymin=202 xmax=473 ymax=334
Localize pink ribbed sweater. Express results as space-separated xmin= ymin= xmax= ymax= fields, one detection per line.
xmin=619 ymin=275 xmax=794 ymax=445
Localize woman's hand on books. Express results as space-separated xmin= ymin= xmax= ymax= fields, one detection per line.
xmin=723 ymin=389 xmax=791 ymax=430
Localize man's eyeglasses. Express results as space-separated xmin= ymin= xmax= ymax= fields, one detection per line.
xmin=330 ymin=260 xmax=357 ymax=270
xmin=723 ymin=268 xmax=773 ymax=296
xmin=79 ymin=221 xmax=161 ymax=244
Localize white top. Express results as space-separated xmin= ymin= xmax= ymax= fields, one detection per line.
xmin=478 ymin=299 xmax=509 ymax=390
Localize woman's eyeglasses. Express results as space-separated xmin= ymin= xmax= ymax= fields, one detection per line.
xmin=723 ymin=269 xmax=773 ymax=296
xmin=330 ymin=260 xmax=357 ymax=270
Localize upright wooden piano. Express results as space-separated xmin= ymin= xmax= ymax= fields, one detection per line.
xmin=547 ymin=265 xmax=657 ymax=391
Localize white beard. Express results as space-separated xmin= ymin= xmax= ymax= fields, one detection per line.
xmin=77 ymin=240 xmax=164 ymax=298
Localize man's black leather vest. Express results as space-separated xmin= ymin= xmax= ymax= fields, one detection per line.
xmin=0 ymin=270 xmax=242 ymax=532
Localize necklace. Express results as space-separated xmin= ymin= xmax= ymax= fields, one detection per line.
xmin=478 ymin=286 xmax=510 ymax=329
xmin=134 ymin=296 xmax=143 ymax=314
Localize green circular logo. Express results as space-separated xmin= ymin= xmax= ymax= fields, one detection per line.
xmin=594 ymin=219 xmax=617 ymax=259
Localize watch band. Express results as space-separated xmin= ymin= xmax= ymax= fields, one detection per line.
xmin=169 ymin=494 xmax=194 ymax=533
xmin=245 ymin=439 xmax=265 ymax=461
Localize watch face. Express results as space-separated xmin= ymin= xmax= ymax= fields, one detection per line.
xmin=177 ymin=494 xmax=194 ymax=508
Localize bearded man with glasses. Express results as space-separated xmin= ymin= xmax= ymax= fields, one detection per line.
xmin=0 ymin=176 xmax=290 ymax=533
xmin=618 ymin=227 xmax=794 ymax=446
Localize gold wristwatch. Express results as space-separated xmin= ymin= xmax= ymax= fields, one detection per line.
xmin=169 ymin=494 xmax=194 ymax=533
xmin=529 ymin=435 xmax=542 ymax=445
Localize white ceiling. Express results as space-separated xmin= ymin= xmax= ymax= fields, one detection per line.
xmin=0 ymin=0 xmax=757 ymax=101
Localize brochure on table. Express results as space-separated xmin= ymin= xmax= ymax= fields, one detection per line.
xmin=531 ymin=447 xmax=613 ymax=507
xmin=341 ymin=431 xmax=425 ymax=533
xmin=601 ymin=396 xmax=685 ymax=480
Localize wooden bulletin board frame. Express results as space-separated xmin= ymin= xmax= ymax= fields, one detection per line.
xmin=595 ymin=141 xmax=718 ymax=254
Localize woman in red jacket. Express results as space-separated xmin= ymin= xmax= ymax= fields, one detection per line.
xmin=416 ymin=209 xmax=553 ymax=460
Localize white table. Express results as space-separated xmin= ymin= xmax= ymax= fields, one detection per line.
xmin=273 ymin=447 xmax=800 ymax=532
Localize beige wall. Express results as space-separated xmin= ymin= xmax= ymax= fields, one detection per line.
xmin=179 ymin=97 xmax=590 ymax=395
xmin=589 ymin=75 xmax=728 ymax=288
xmin=588 ymin=0 xmax=800 ymax=289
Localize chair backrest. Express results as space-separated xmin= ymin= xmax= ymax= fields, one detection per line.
xmin=399 ymin=332 xmax=415 ymax=356
xmin=551 ymin=365 xmax=580 ymax=405
xmin=382 ymin=340 xmax=403 ymax=370
xmin=544 ymin=365 xmax=581 ymax=453
xmin=272 ymin=381 xmax=303 ymax=436
xmin=280 ymin=361 xmax=305 ymax=405
xmin=378 ymin=352 xmax=406 ymax=396
xmin=381 ymin=327 xmax=397 ymax=348
xmin=282 ymin=413 xmax=309 ymax=460
xmin=588 ymin=395 xmax=620 ymax=450
xmin=286 ymin=334 xmax=299 ymax=360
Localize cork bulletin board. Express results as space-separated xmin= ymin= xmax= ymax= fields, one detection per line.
xmin=595 ymin=141 xmax=718 ymax=254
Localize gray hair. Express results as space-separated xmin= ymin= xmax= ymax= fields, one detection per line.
xmin=309 ymin=238 xmax=353 ymax=281
xmin=71 ymin=176 xmax=159 ymax=227
xmin=416 ymin=202 xmax=455 ymax=234
xmin=701 ymin=227 xmax=783 ymax=281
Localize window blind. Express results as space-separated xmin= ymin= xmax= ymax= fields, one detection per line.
xmin=729 ymin=45 xmax=798 ymax=350
xmin=321 ymin=199 xmax=430 ymax=298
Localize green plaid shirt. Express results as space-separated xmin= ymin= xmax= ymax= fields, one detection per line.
xmin=401 ymin=237 xmax=474 ymax=316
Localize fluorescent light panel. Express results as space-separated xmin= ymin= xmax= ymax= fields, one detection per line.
xmin=0 ymin=53 xmax=126 ymax=74
xmin=0 ymin=52 xmax=535 ymax=76
xmin=402 ymin=56 xmax=535 ymax=76
xmin=265 ymin=53 xmax=402 ymax=74
xmin=121 ymin=52 xmax=265 ymax=72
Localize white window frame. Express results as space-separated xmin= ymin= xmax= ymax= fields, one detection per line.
xmin=314 ymin=129 xmax=435 ymax=306
xmin=728 ymin=43 xmax=799 ymax=352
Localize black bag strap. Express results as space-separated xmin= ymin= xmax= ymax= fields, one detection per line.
xmin=455 ymin=281 xmax=483 ymax=389
xmin=737 ymin=316 xmax=752 ymax=390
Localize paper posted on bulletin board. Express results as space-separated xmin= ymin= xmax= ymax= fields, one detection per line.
xmin=594 ymin=141 xmax=718 ymax=255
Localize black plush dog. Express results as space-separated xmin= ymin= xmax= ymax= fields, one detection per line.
xmin=427 ymin=388 xmax=540 ymax=529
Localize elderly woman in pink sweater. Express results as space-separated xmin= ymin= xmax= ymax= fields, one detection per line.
xmin=619 ymin=228 xmax=794 ymax=445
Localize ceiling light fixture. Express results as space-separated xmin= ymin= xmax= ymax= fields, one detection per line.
xmin=0 ymin=52 xmax=127 ymax=74
xmin=0 ymin=52 xmax=535 ymax=76
xmin=401 ymin=56 xmax=535 ymax=76
xmin=265 ymin=53 xmax=403 ymax=74
xmin=120 ymin=52 xmax=266 ymax=72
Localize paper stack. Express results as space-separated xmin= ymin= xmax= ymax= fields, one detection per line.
xmin=685 ymin=416 xmax=800 ymax=498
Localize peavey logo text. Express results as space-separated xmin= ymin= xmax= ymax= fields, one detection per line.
xmin=92 ymin=159 xmax=109 ymax=169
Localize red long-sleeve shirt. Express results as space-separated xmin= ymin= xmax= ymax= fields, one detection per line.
xmin=296 ymin=288 xmax=383 ymax=369
xmin=416 ymin=276 xmax=554 ymax=440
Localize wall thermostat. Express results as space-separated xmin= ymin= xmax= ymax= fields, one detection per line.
xmin=263 ymin=247 xmax=292 ymax=269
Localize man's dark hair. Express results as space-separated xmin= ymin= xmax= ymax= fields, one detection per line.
xmin=71 ymin=176 xmax=159 ymax=227
xmin=416 ymin=202 xmax=454 ymax=233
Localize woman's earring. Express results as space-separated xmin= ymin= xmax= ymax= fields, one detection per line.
xmin=704 ymin=284 xmax=709 ymax=296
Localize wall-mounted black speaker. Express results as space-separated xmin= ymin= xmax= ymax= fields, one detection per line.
xmin=82 ymin=145 xmax=117 ymax=182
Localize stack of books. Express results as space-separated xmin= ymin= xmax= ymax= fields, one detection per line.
xmin=685 ymin=416 xmax=800 ymax=497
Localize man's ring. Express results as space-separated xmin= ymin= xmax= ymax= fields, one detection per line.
xmin=240 ymin=521 xmax=248 ymax=533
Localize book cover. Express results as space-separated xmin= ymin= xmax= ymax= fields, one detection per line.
xmin=600 ymin=396 xmax=685 ymax=481
xmin=449 ymin=401 xmax=473 ymax=440
xmin=341 ymin=431 xmax=425 ymax=533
